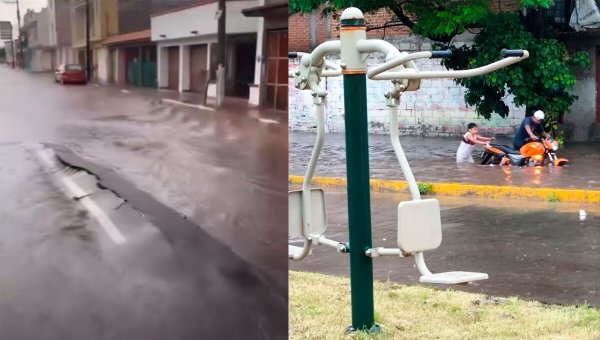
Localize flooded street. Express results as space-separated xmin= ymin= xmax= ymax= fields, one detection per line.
xmin=290 ymin=132 xmax=600 ymax=189
xmin=289 ymin=187 xmax=600 ymax=307
xmin=0 ymin=67 xmax=287 ymax=339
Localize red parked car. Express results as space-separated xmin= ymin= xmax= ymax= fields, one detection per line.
xmin=54 ymin=64 xmax=87 ymax=84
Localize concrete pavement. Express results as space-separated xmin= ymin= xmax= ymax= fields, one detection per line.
xmin=0 ymin=66 xmax=287 ymax=339
xmin=289 ymin=186 xmax=600 ymax=307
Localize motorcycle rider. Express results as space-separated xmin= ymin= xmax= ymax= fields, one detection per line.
xmin=513 ymin=110 xmax=549 ymax=150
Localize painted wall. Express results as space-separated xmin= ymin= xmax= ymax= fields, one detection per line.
xmin=563 ymin=37 xmax=599 ymax=141
xmin=24 ymin=8 xmax=51 ymax=48
xmin=97 ymin=47 xmax=110 ymax=84
xmin=151 ymin=1 xmax=259 ymax=41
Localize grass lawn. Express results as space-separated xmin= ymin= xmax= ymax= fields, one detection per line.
xmin=289 ymin=271 xmax=600 ymax=340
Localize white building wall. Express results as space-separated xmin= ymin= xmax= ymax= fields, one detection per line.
xmin=563 ymin=38 xmax=599 ymax=141
xmin=179 ymin=45 xmax=190 ymax=92
xmin=151 ymin=1 xmax=259 ymax=42
xmin=248 ymin=0 xmax=265 ymax=106
xmin=96 ymin=47 xmax=110 ymax=84
xmin=157 ymin=46 xmax=169 ymax=88
xmin=112 ymin=49 xmax=119 ymax=84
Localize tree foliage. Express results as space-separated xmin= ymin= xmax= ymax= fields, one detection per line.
xmin=442 ymin=13 xmax=590 ymax=120
xmin=289 ymin=0 xmax=590 ymax=122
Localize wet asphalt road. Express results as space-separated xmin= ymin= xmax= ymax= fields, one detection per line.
xmin=0 ymin=67 xmax=287 ymax=339
xmin=290 ymin=187 xmax=600 ymax=307
xmin=290 ymin=132 xmax=600 ymax=190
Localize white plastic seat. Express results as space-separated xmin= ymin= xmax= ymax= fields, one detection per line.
xmin=420 ymin=271 xmax=489 ymax=284
xmin=398 ymin=198 xmax=488 ymax=284
xmin=397 ymin=199 xmax=442 ymax=253
xmin=289 ymin=189 xmax=327 ymax=238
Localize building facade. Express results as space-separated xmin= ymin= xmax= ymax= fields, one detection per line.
xmin=243 ymin=0 xmax=288 ymax=111
xmin=22 ymin=8 xmax=54 ymax=72
xmin=103 ymin=0 xmax=197 ymax=88
xmin=70 ymin=0 xmax=119 ymax=82
xmin=48 ymin=0 xmax=76 ymax=68
xmin=151 ymin=0 xmax=260 ymax=98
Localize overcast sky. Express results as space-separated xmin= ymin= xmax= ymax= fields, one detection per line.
xmin=0 ymin=0 xmax=47 ymax=45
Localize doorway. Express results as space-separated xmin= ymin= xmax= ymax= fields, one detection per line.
xmin=232 ymin=42 xmax=256 ymax=98
xmin=264 ymin=30 xmax=288 ymax=111
xmin=168 ymin=46 xmax=179 ymax=91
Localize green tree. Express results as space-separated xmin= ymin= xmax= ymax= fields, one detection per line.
xmin=442 ymin=13 xmax=590 ymax=120
xmin=290 ymin=0 xmax=590 ymax=131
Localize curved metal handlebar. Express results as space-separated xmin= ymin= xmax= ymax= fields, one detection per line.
xmin=430 ymin=50 xmax=452 ymax=58
xmin=501 ymin=49 xmax=524 ymax=57
xmin=369 ymin=49 xmax=529 ymax=81
xmin=288 ymin=49 xmax=343 ymax=79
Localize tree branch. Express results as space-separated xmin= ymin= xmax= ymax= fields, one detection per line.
xmin=366 ymin=21 xmax=407 ymax=32
xmin=388 ymin=4 xmax=415 ymax=29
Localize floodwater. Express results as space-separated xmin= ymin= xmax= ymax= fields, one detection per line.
xmin=290 ymin=132 xmax=600 ymax=190
xmin=0 ymin=67 xmax=287 ymax=338
xmin=289 ymin=187 xmax=600 ymax=307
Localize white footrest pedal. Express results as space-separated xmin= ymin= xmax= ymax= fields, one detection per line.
xmin=289 ymin=245 xmax=311 ymax=259
xmin=419 ymin=271 xmax=488 ymax=284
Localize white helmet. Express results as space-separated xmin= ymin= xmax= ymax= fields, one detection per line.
xmin=533 ymin=110 xmax=545 ymax=120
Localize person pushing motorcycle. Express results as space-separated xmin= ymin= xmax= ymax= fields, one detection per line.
xmin=513 ymin=110 xmax=549 ymax=150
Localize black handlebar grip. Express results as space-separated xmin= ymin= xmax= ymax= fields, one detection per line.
xmin=288 ymin=52 xmax=298 ymax=58
xmin=501 ymin=49 xmax=524 ymax=57
xmin=430 ymin=50 xmax=452 ymax=58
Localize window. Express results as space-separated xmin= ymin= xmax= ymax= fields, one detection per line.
xmin=545 ymin=0 xmax=600 ymax=29
xmin=66 ymin=64 xmax=83 ymax=71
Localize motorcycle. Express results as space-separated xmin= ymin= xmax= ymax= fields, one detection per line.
xmin=480 ymin=138 xmax=569 ymax=167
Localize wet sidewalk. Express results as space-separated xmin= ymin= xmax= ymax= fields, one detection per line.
xmin=289 ymin=187 xmax=600 ymax=307
xmin=111 ymin=84 xmax=286 ymax=123
xmin=289 ymin=132 xmax=600 ymax=190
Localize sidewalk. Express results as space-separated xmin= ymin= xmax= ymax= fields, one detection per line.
xmin=289 ymin=132 xmax=600 ymax=202
xmin=125 ymin=85 xmax=286 ymax=124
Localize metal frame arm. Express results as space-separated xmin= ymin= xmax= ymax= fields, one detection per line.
xmin=304 ymin=41 xmax=342 ymax=67
xmin=388 ymin=102 xmax=421 ymax=200
xmin=370 ymin=50 xmax=529 ymax=80
xmin=290 ymin=238 xmax=312 ymax=260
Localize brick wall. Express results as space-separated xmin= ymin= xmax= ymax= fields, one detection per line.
xmin=289 ymin=0 xmax=518 ymax=52
xmin=290 ymin=8 xmax=411 ymax=52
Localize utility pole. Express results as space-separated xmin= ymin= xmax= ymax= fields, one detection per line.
xmin=85 ymin=0 xmax=91 ymax=81
xmin=16 ymin=0 xmax=23 ymax=68
xmin=216 ymin=0 xmax=226 ymax=108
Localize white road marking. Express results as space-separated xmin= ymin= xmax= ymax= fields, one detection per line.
xmin=36 ymin=148 xmax=127 ymax=245
xmin=63 ymin=176 xmax=127 ymax=245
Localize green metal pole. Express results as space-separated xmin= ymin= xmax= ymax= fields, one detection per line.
xmin=343 ymin=72 xmax=376 ymax=332
xmin=339 ymin=8 xmax=378 ymax=333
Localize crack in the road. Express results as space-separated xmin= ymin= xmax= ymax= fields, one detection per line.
xmin=40 ymin=143 xmax=288 ymax=298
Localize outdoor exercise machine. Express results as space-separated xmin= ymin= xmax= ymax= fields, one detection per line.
xmin=288 ymin=7 xmax=529 ymax=333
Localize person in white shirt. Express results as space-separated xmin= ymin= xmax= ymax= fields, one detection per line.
xmin=456 ymin=123 xmax=494 ymax=163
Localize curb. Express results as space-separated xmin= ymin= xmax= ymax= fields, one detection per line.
xmin=161 ymin=98 xmax=215 ymax=111
xmin=289 ymin=175 xmax=600 ymax=203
